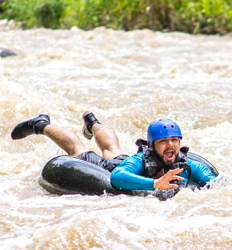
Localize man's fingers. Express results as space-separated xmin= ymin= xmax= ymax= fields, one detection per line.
xmin=167 ymin=168 xmax=183 ymax=177
xmin=165 ymin=168 xmax=184 ymax=181
xmin=168 ymin=184 xmax=178 ymax=188
xmin=173 ymin=175 xmax=184 ymax=180
xmin=172 ymin=168 xmax=183 ymax=174
xmin=153 ymin=168 xmax=184 ymax=189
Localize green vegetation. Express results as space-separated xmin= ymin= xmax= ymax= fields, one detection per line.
xmin=0 ymin=0 xmax=232 ymax=34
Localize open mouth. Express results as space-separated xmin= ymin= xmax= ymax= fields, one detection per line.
xmin=164 ymin=150 xmax=175 ymax=160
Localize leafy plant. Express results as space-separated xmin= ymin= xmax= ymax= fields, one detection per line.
xmin=35 ymin=0 xmax=65 ymax=29
xmin=0 ymin=0 xmax=232 ymax=33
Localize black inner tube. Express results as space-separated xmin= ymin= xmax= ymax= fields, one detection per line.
xmin=39 ymin=152 xmax=218 ymax=200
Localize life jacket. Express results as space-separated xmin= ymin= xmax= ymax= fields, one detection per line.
xmin=135 ymin=138 xmax=191 ymax=185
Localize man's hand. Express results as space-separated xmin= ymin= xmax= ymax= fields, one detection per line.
xmin=153 ymin=168 xmax=184 ymax=189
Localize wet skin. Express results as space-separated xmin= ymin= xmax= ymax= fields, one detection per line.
xmin=154 ymin=136 xmax=180 ymax=165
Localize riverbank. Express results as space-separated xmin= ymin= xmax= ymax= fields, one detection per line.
xmin=1 ymin=0 xmax=232 ymax=34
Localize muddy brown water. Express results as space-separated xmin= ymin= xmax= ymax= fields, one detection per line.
xmin=1 ymin=20 xmax=232 ymax=249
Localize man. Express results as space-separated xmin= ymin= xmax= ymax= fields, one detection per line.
xmin=11 ymin=111 xmax=183 ymax=190
xmin=111 ymin=119 xmax=217 ymax=190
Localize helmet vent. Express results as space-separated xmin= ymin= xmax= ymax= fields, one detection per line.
xmin=147 ymin=119 xmax=182 ymax=142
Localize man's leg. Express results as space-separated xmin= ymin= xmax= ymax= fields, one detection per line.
xmin=82 ymin=111 xmax=125 ymax=159
xmin=44 ymin=125 xmax=87 ymax=156
xmin=11 ymin=114 xmax=87 ymax=156
xmin=92 ymin=123 xmax=125 ymax=159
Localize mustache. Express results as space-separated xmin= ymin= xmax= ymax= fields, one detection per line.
xmin=163 ymin=148 xmax=176 ymax=154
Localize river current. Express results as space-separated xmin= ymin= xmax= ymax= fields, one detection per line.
xmin=0 ymin=19 xmax=232 ymax=249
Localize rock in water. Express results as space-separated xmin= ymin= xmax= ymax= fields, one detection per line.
xmin=0 ymin=48 xmax=17 ymax=58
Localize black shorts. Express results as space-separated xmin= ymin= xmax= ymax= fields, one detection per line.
xmin=77 ymin=151 xmax=129 ymax=172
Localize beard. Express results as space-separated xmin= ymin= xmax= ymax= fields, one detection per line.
xmin=159 ymin=148 xmax=178 ymax=166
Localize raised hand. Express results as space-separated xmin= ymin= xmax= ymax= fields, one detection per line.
xmin=153 ymin=168 xmax=184 ymax=189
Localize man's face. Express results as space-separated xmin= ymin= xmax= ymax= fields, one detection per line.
xmin=153 ymin=136 xmax=180 ymax=165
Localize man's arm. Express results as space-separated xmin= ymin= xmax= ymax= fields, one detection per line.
xmin=111 ymin=153 xmax=183 ymax=190
xmin=188 ymin=159 xmax=217 ymax=186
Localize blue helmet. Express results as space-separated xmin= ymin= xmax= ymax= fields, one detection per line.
xmin=147 ymin=119 xmax=182 ymax=144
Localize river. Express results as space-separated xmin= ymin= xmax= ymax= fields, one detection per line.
xmin=0 ymin=19 xmax=232 ymax=249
